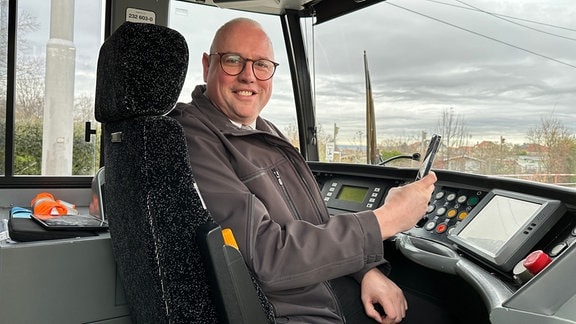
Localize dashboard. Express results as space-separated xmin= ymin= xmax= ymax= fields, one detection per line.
xmin=310 ymin=162 xmax=576 ymax=324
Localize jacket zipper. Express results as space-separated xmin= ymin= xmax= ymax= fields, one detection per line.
xmin=273 ymin=145 xmax=345 ymax=322
xmin=270 ymin=138 xmax=328 ymax=223
xmin=272 ymin=168 xmax=301 ymax=220
xmin=285 ymin=153 xmax=328 ymax=223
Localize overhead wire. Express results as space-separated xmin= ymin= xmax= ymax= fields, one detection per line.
xmin=452 ymin=0 xmax=576 ymax=41
xmin=385 ymin=1 xmax=576 ymax=69
xmin=426 ymin=0 xmax=576 ymax=33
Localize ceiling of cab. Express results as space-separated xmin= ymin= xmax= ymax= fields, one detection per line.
xmin=180 ymin=0 xmax=312 ymax=15
xmin=179 ymin=0 xmax=386 ymax=23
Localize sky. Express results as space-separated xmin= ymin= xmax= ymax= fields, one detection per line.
xmin=174 ymin=0 xmax=576 ymax=145
xmin=18 ymin=0 xmax=576 ymax=146
xmin=309 ymin=0 xmax=576 ymax=145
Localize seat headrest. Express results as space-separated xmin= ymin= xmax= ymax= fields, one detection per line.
xmin=95 ymin=22 xmax=189 ymax=123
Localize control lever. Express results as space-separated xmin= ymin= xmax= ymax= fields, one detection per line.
xmin=395 ymin=233 xmax=459 ymax=274
xmin=396 ymin=233 xmax=514 ymax=311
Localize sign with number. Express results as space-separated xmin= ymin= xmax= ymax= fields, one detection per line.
xmin=126 ymin=8 xmax=156 ymax=24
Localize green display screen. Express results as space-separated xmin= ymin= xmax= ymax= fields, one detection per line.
xmin=336 ymin=185 xmax=368 ymax=203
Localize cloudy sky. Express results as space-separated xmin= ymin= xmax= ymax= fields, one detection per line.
xmin=20 ymin=0 xmax=576 ymax=146
xmin=173 ymin=0 xmax=576 ymax=145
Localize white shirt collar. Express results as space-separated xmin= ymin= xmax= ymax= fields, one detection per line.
xmin=230 ymin=120 xmax=256 ymax=130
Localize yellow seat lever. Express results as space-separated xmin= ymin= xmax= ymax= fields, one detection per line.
xmin=222 ymin=228 xmax=239 ymax=249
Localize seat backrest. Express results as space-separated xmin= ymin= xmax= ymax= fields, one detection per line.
xmin=95 ymin=22 xmax=273 ymax=323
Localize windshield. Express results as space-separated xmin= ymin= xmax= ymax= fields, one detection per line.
xmin=306 ymin=0 xmax=576 ymax=188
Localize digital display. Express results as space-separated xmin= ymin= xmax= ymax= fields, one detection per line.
xmin=336 ymin=185 xmax=368 ymax=203
xmin=456 ymin=195 xmax=540 ymax=257
xmin=449 ymin=189 xmax=565 ymax=272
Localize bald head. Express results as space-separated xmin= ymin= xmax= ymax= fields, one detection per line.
xmin=210 ymin=18 xmax=274 ymax=57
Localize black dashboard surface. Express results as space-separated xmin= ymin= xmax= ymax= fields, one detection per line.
xmin=309 ymin=162 xmax=576 ymax=279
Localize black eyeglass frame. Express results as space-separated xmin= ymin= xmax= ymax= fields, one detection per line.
xmin=209 ymin=52 xmax=279 ymax=81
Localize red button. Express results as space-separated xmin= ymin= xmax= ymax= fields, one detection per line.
xmin=436 ymin=223 xmax=447 ymax=234
xmin=523 ymin=250 xmax=552 ymax=275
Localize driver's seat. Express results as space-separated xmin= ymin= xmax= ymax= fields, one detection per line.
xmin=94 ymin=21 xmax=274 ymax=323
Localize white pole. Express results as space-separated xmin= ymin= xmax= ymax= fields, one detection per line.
xmin=42 ymin=0 xmax=76 ymax=175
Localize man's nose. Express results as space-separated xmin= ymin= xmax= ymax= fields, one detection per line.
xmin=238 ymin=61 xmax=256 ymax=81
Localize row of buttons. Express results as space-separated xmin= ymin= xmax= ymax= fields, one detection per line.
xmin=416 ymin=188 xmax=485 ymax=240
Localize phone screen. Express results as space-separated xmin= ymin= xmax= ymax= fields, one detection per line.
xmin=416 ymin=134 xmax=441 ymax=180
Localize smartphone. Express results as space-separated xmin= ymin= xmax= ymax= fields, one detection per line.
xmin=416 ymin=134 xmax=442 ymax=180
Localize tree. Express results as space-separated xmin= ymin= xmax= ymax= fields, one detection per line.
xmin=0 ymin=5 xmax=40 ymax=91
xmin=0 ymin=5 xmax=41 ymax=174
xmin=15 ymin=56 xmax=45 ymax=120
xmin=74 ymin=94 xmax=95 ymax=121
xmin=73 ymin=121 xmax=99 ymax=175
xmin=378 ymin=134 xmax=420 ymax=167
xmin=436 ymin=107 xmax=469 ymax=170
xmin=349 ymin=130 xmax=365 ymax=163
xmin=528 ymin=113 xmax=576 ymax=178
xmin=14 ymin=119 xmax=42 ymax=175
xmin=283 ymin=122 xmax=299 ymax=148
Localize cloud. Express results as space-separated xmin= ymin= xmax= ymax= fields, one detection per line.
xmin=303 ymin=0 xmax=576 ymax=144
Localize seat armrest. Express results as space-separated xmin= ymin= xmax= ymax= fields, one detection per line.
xmin=197 ymin=223 xmax=270 ymax=324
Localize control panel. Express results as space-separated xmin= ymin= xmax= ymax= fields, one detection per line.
xmin=320 ymin=176 xmax=488 ymax=244
xmin=318 ymin=173 xmax=573 ymax=275
xmin=311 ymin=163 xmax=576 ymax=324
xmin=407 ymin=186 xmax=487 ymax=244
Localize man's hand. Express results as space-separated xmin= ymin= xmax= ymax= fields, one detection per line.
xmin=361 ymin=268 xmax=407 ymax=323
xmin=374 ymin=172 xmax=437 ymax=239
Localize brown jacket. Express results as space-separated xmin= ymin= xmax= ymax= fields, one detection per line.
xmin=171 ymin=85 xmax=387 ymax=323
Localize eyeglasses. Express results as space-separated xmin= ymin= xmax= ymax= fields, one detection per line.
xmin=209 ymin=52 xmax=279 ymax=81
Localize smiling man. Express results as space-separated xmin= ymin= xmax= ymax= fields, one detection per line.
xmin=201 ymin=19 xmax=276 ymax=127
xmin=171 ymin=18 xmax=445 ymax=324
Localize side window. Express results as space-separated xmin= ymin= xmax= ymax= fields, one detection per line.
xmin=0 ymin=1 xmax=7 ymax=174
xmin=7 ymin=1 xmax=104 ymax=176
xmin=168 ymin=3 xmax=299 ymax=148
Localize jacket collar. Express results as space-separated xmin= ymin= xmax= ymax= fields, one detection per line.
xmin=191 ymin=84 xmax=274 ymax=134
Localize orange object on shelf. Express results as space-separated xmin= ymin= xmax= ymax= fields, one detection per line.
xmin=31 ymin=192 xmax=75 ymax=217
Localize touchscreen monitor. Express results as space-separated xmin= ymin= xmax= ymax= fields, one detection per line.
xmin=448 ymin=189 xmax=565 ymax=272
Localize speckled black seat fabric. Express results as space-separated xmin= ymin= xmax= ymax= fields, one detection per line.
xmin=95 ymin=21 xmax=275 ymax=324
xmin=95 ymin=22 xmax=218 ymax=323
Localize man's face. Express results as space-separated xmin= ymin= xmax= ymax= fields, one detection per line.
xmin=203 ymin=22 xmax=274 ymax=125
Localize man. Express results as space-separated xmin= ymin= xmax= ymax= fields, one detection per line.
xmin=171 ymin=17 xmax=438 ymax=323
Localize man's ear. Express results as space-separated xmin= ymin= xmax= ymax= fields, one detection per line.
xmin=202 ymin=52 xmax=210 ymax=82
